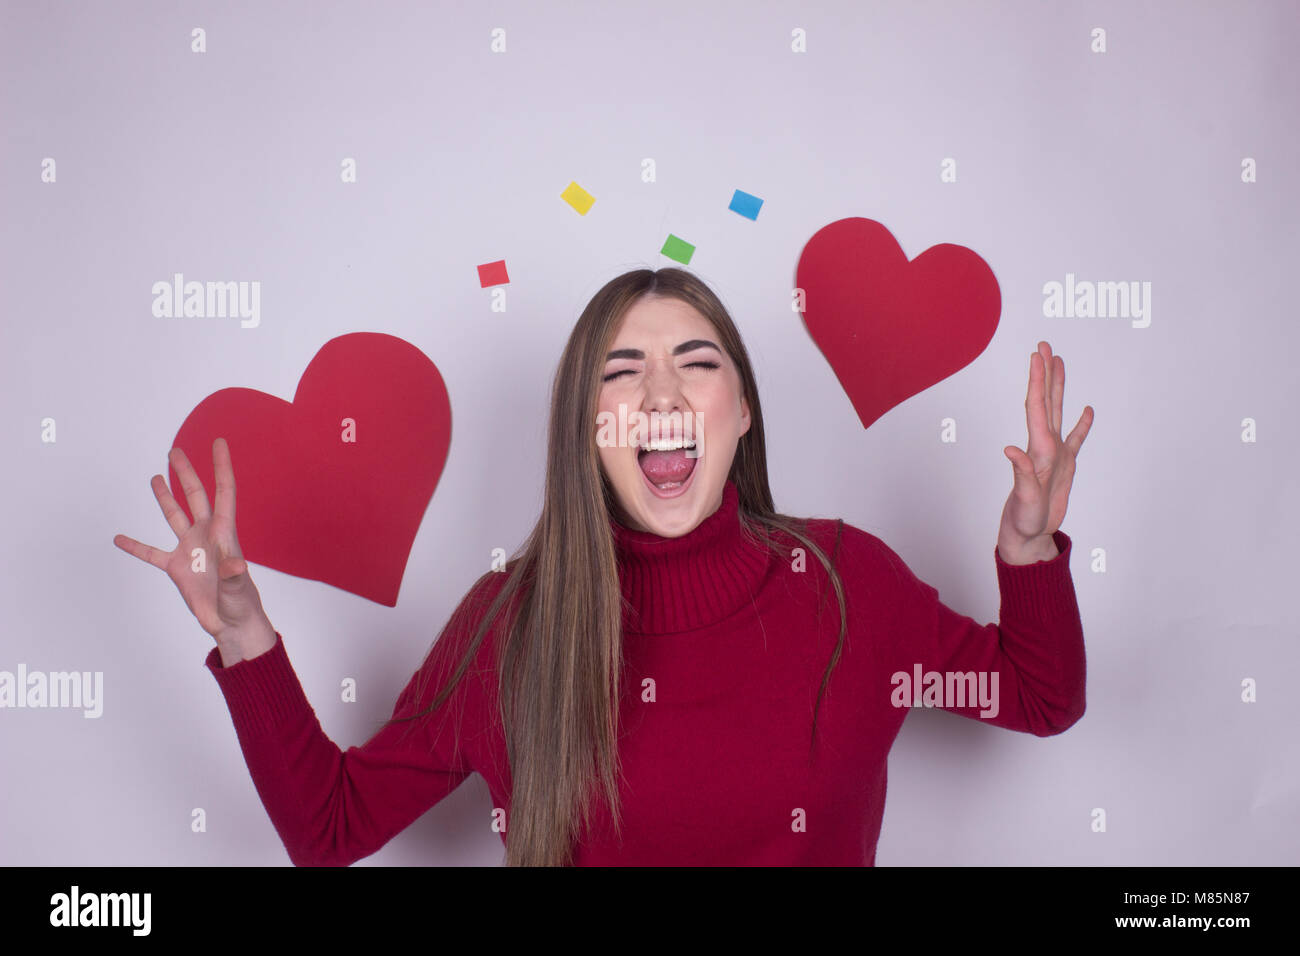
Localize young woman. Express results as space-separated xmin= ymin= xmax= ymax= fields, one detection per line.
xmin=114 ymin=267 xmax=1094 ymax=866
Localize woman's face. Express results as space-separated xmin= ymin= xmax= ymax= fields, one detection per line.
xmin=596 ymin=295 xmax=750 ymax=537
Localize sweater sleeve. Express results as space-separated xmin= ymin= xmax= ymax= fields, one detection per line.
xmin=204 ymin=591 xmax=495 ymax=866
xmin=869 ymin=528 xmax=1086 ymax=737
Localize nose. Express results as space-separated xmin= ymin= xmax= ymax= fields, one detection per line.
xmin=641 ymin=359 xmax=686 ymax=415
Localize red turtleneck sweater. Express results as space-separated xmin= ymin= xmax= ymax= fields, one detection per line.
xmin=204 ymin=481 xmax=1086 ymax=865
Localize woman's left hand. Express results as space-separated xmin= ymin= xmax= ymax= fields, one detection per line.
xmin=997 ymin=341 xmax=1094 ymax=564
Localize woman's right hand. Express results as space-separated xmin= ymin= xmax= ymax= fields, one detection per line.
xmin=114 ymin=437 xmax=277 ymax=667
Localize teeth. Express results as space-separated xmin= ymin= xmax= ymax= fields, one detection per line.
xmin=638 ymin=438 xmax=697 ymax=452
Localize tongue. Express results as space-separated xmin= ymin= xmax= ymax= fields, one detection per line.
xmin=639 ymin=449 xmax=695 ymax=485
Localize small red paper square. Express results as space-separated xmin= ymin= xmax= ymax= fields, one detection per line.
xmin=477 ymin=260 xmax=510 ymax=287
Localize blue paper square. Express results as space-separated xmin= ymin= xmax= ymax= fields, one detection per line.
xmin=728 ymin=189 xmax=763 ymax=220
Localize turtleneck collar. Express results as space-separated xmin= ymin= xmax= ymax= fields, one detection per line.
xmin=610 ymin=480 xmax=775 ymax=635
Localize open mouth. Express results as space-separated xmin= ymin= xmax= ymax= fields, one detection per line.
xmin=636 ymin=438 xmax=698 ymax=494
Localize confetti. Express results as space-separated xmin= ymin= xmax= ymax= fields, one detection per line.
xmin=477 ymin=260 xmax=510 ymax=288
xmin=728 ymin=189 xmax=763 ymax=220
xmin=659 ymin=234 xmax=695 ymax=264
xmin=560 ymin=181 xmax=595 ymax=215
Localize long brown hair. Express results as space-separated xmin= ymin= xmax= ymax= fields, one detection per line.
xmin=390 ymin=268 xmax=848 ymax=866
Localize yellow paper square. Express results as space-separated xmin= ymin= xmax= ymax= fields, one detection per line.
xmin=560 ymin=181 xmax=595 ymax=215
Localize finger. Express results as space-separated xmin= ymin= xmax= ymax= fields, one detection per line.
xmin=1064 ymin=405 xmax=1094 ymax=457
xmin=1052 ymin=353 xmax=1065 ymax=436
xmin=112 ymin=533 xmax=170 ymax=571
xmin=1038 ymin=341 xmax=1058 ymax=435
xmin=218 ymin=554 xmax=248 ymax=581
xmin=151 ymin=473 xmax=192 ymax=539
xmin=1003 ymin=445 xmax=1038 ymax=488
xmin=169 ymin=446 xmax=212 ymax=523
xmin=1050 ymin=356 xmax=1060 ymax=437
xmin=212 ymin=437 xmax=236 ymax=525
xmin=1025 ymin=350 xmax=1050 ymax=451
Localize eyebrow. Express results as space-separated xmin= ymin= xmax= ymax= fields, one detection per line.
xmin=605 ymin=339 xmax=723 ymax=361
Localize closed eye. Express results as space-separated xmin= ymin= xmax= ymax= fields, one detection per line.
xmin=602 ymin=361 xmax=719 ymax=383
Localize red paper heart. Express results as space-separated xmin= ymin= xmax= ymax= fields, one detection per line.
xmin=168 ymin=332 xmax=451 ymax=606
xmin=795 ymin=218 xmax=1001 ymax=430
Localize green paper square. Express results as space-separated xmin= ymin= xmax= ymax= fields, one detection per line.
xmin=660 ymin=234 xmax=695 ymax=264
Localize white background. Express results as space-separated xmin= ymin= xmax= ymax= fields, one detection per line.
xmin=1 ymin=0 xmax=1296 ymax=865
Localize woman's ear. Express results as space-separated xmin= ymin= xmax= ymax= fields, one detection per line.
xmin=739 ymin=396 xmax=752 ymax=437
